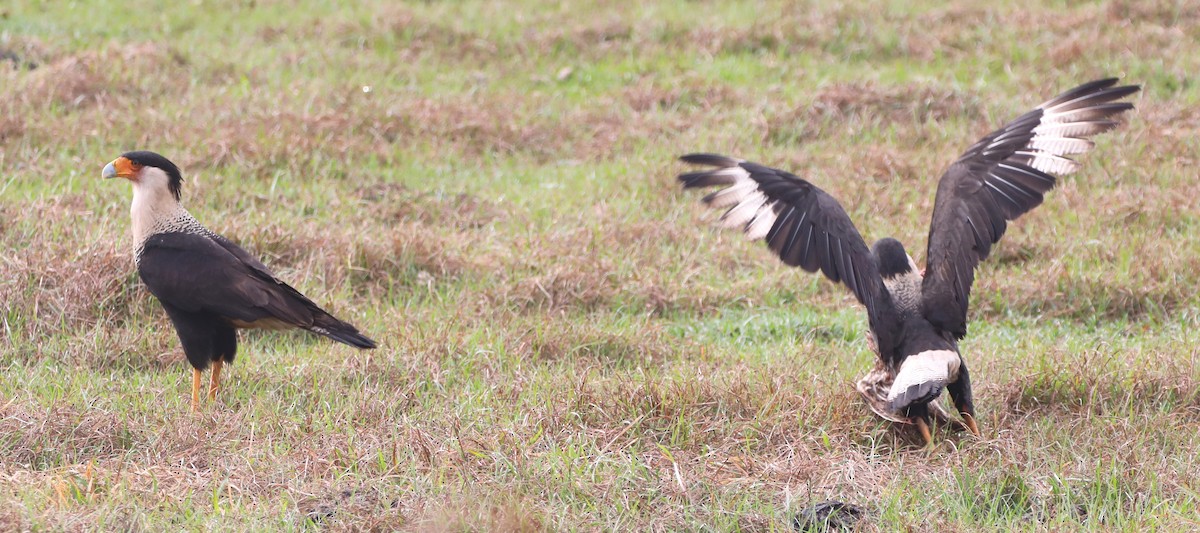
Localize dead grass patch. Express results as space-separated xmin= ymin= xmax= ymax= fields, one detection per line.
xmin=976 ymin=237 xmax=1199 ymax=323
xmin=0 ymin=506 xmax=29 ymax=533
xmin=0 ymin=403 xmax=136 ymax=468
xmin=341 ymin=4 xmax=499 ymax=61
xmin=489 ymin=216 xmax=794 ymax=316
xmin=1137 ymin=102 xmax=1200 ymax=165
xmin=509 ymin=316 xmax=675 ymax=369
xmin=0 ymin=34 xmax=49 ymax=70
xmin=357 ymin=184 xmax=506 ymax=230
xmin=622 ymin=77 xmax=744 ymax=114
xmin=767 ymin=82 xmax=981 ymax=145
xmin=0 ymin=42 xmax=185 ymax=111
xmin=1 ymin=236 xmax=136 ymax=340
xmin=1107 ymin=0 xmax=1200 ymax=26
xmin=1003 ymin=367 xmax=1200 ymax=418
xmin=296 ymin=484 xmax=405 ymax=530
xmin=5 ymin=46 xmax=680 ymax=171
xmin=345 ymin=227 xmax=475 ymax=295
xmin=415 ymin=493 xmax=544 ymax=533
xmin=213 ymin=215 xmax=478 ymax=300
xmin=563 ymin=369 xmax=828 ymax=451
xmin=539 ymin=17 xmax=635 ymax=57
xmin=178 ymin=92 xmax=675 ymax=172
xmin=0 ymin=109 xmax=24 ymax=142
xmin=503 ymin=260 xmax=617 ymax=313
xmin=682 ymin=23 xmax=802 ymax=57
xmin=254 ymin=5 xmax=502 ymax=62
xmin=490 ymin=220 xmax=629 ymax=313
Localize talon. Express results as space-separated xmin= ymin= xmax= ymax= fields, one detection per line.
xmin=914 ymin=416 xmax=933 ymax=446
xmin=209 ymin=360 xmax=223 ymax=402
xmin=961 ymin=412 xmax=980 ymax=437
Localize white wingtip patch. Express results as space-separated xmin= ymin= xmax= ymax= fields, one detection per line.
xmin=705 ymin=176 xmax=757 ymax=208
xmin=719 ymin=191 xmax=767 ymax=228
xmin=699 ymin=165 xmax=784 ymax=241
xmin=1027 ymin=136 xmax=1093 ymax=155
xmin=1032 ymin=121 xmax=1111 ymax=138
xmin=1016 ymin=150 xmax=1081 ymax=175
xmin=744 ymin=208 xmax=778 ymax=240
xmin=1019 ymin=85 xmax=1135 ymax=177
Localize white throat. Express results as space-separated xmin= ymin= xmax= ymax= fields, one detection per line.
xmin=127 ymin=167 xmax=206 ymax=256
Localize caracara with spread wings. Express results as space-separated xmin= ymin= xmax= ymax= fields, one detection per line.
xmin=677 ymin=78 xmax=1138 ymax=444
xmin=103 ymin=151 xmax=376 ymax=411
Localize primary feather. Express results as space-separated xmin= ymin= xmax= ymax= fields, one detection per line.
xmin=922 ymin=79 xmax=1139 ymax=339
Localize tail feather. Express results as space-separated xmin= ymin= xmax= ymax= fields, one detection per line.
xmin=308 ymin=314 xmax=377 ymax=349
xmin=314 ymin=327 xmax=377 ymax=349
xmin=887 ymin=349 xmax=960 ymax=411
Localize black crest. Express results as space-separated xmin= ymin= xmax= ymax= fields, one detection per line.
xmin=122 ymin=150 xmax=184 ymax=201
xmin=871 ymin=238 xmax=913 ymax=279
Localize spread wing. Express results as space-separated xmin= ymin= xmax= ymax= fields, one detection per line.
xmin=678 ymin=153 xmax=902 ymax=355
xmin=138 ymin=232 xmax=376 ymax=348
xmin=921 ymin=78 xmax=1139 ymax=339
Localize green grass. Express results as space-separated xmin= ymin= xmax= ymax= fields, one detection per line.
xmin=3 ymin=0 xmax=1200 ymax=530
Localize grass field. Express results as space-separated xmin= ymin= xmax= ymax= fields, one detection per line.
xmin=3 ymin=0 xmax=1200 ymax=530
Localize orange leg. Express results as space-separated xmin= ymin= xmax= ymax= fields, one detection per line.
xmin=209 ymin=360 xmax=223 ymax=402
xmin=961 ymin=412 xmax=981 ymax=437
xmin=914 ymin=416 xmax=933 ymax=447
xmin=191 ymin=368 xmax=202 ymax=413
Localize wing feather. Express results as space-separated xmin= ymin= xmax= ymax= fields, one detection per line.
xmin=921 ymin=78 xmax=1138 ymax=339
xmin=138 ymin=232 xmax=376 ymax=348
xmin=678 ymin=153 xmax=902 ymax=355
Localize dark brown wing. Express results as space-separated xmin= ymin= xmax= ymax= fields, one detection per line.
xmin=138 ymin=232 xmax=376 ymax=348
xmin=678 ymin=153 xmax=902 ymax=355
xmin=921 ymin=78 xmax=1139 ymax=339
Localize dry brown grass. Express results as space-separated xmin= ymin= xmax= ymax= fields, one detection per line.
xmin=1 ymin=42 xmax=185 ymax=111
xmin=767 ymin=81 xmax=983 ymax=146
xmin=1 ymin=229 xmax=135 ymax=341
xmin=1107 ymin=0 xmax=1200 ymax=25
xmin=3 ymin=0 xmax=1199 ymax=529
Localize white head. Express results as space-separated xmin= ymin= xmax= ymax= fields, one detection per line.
xmin=102 ymin=151 xmax=189 ymax=244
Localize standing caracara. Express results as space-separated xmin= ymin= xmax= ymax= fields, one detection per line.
xmin=676 ymin=78 xmax=1138 ymax=445
xmin=103 ymin=151 xmax=376 ymax=411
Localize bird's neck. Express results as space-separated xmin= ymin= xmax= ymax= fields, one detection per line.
xmin=882 ymin=266 xmax=923 ymax=314
xmin=129 ymin=182 xmax=202 ymax=246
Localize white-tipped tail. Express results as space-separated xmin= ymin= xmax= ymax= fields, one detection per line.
xmin=886 ymin=349 xmax=961 ymax=411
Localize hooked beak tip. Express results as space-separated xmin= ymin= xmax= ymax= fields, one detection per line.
xmin=102 ymin=161 xmax=117 ymax=179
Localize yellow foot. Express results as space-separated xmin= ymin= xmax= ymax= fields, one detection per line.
xmin=209 ymin=360 xmax=223 ymax=402
xmin=914 ymin=416 xmax=933 ymax=447
xmin=961 ymin=412 xmax=981 ymax=437
xmin=191 ymin=368 xmax=202 ymax=413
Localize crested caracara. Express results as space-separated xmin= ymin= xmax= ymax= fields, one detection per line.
xmin=103 ymin=151 xmax=376 ymax=411
xmin=676 ymin=78 xmax=1138 ymax=445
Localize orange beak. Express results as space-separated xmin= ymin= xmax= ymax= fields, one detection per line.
xmin=102 ymin=156 xmax=137 ymax=179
